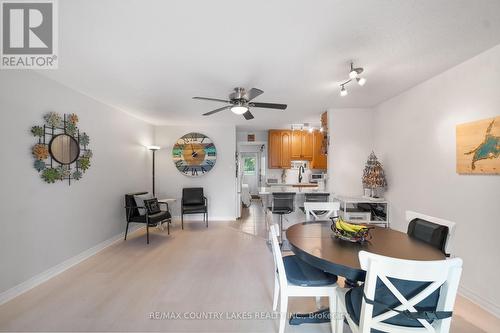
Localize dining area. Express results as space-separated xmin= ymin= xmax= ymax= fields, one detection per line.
xmin=267 ymin=200 xmax=462 ymax=333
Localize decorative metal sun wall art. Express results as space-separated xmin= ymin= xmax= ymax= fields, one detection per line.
xmin=31 ymin=112 xmax=92 ymax=185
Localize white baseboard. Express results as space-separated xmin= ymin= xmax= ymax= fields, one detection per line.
xmin=0 ymin=225 xmax=142 ymax=306
xmin=459 ymin=285 xmax=500 ymax=318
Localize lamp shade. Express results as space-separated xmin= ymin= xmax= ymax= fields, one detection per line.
xmin=146 ymin=145 xmax=161 ymax=150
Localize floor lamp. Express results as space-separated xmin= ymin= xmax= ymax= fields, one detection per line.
xmin=146 ymin=145 xmax=160 ymax=196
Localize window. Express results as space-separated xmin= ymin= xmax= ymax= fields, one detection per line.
xmin=243 ymin=156 xmax=256 ymax=175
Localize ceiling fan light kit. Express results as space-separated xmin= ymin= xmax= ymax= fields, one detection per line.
xmin=193 ymin=87 xmax=287 ymax=120
xmin=339 ymin=61 xmax=367 ymax=96
xmin=230 ymin=105 xmax=248 ymax=115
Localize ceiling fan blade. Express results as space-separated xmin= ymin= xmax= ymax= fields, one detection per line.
xmin=202 ymin=105 xmax=231 ymax=116
xmin=246 ymin=88 xmax=264 ymax=101
xmin=193 ymin=97 xmax=230 ymax=103
xmin=249 ymin=102 xmax=287 ymax=110
xmin=242 ymin=110 xmax=254 ymax=120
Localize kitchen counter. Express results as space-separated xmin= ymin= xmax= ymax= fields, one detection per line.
xmin=258 ymin=186 xmax=328 ymax=195
xmin=265 ymin=182 xmax=318 ymax=187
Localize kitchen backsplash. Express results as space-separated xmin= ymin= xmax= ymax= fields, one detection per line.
xmin=267 ymin=167 xmax=322 ymax=184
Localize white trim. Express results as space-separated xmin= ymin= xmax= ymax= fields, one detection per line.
xmin=0 ymin=225 xmax=142 ymax=306
xmin=459 ymin=285 xmax=500 ymax=319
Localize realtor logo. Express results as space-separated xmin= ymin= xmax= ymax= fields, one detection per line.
xmin=1 ymin=0 xmax=58 ymax=69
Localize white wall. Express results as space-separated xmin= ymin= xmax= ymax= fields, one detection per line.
xmin=155 ymin=125 xmax=236 ymax=220
xmin=0 ymin=71 xmax=153 ymax=295
xmin=236 ymin=130 xmax=268 ymax=143
xmin=327 ymin=108 xmax=374 ymax=196
xmin=373 ymin=44 xmax=500 ymax=316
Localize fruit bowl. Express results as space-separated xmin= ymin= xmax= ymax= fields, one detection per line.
xmin=330 ymin=219 xmax=373 ymax=243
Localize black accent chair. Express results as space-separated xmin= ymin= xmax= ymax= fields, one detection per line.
xmin=268 ymin=192 xmax=296 ymax=242
xmin=181 ymin=187 xmax=208 ymax=229
xmin=124 ymin=192 xmax=171 ymax=244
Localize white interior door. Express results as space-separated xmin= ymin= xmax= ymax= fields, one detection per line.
xmin=241 ymin=152 xmax=260 ymax=195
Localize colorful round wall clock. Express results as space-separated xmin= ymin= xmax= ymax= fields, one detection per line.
xmin=172 ymin=132 xmax=216 ymax=177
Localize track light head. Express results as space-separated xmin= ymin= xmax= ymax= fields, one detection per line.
xmin=349 ymin=62 xmax=364 ymax=79
xmin=340 ymin=85 xmax=348 ymax=97
xmin=357 ymin=77 xmax=366 ymax=86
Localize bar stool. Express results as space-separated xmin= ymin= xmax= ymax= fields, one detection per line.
xmin=268 ymin=192 xmax=296 ymax=242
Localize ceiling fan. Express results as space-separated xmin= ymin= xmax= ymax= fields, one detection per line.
xmin=193 ymin=87 xmax=287 ymax=120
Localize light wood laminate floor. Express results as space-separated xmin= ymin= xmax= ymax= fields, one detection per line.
xmin=0 ymin=200 xmax=498 ymax=332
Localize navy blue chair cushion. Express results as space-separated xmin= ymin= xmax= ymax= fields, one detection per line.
xmin=345 ymin=277 xmax=440 ymax=330
xmin=283 ymin=255 xmax=337 ymax=286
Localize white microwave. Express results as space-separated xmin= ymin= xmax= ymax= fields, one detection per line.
xmin=310 ymin=173 xmax=326 ymax=183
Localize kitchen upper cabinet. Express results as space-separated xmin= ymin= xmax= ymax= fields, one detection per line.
xmin=301 ymin=131 xmax=313 ymax=160
xmin=311 ymin=130 xmax=327 ymax=170
xmin=268 ymin=130 xmax=282 ymax=169
xmin=280 ymin=131 xmax=291 ymax=168
xmin=291 ymin=131 xmax=302 ymax=160
xmin=268 ymin=130 xmax=292 ymax=169
xmin=291 ymin=131 xmax=313 ymax=160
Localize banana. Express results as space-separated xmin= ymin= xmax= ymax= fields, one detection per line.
xmin=336 ymin=219 xmax=368 ymax=233
xmin=338 ymin=220 xmax=358 ymax=233
xmin=347 ymin=223 xmax=368 ymax=232
xmin=335 ymin=220 xmax=343 ymax=230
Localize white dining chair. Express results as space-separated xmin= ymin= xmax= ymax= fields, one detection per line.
xmin=406 ymin=211 xmax=456 ymax=256
xmin=335 ymin=251 xmax=463 ymax=333
xmin=269 ymin=224 xmax=338 ymax=333
xmin=304 ymin=201 xmax=340 ymax=221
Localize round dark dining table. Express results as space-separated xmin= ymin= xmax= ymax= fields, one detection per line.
xmin=286 ymin=221 xmax=447 ymax=282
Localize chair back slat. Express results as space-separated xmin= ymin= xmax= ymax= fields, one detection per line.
xmin=358 ymin=251 xmax=462 ymax=333
xmin=304 ymin=201 xmax=340 ymax=221
xmin=269 ymin=224 xmax=288 ymax=289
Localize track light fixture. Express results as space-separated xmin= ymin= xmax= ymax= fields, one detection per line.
xmin=339 ymin=61 xmax=367 ymax=96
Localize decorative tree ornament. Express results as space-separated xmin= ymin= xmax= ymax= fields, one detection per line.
xmin=362 ymin=151 xmax=387 ymax=198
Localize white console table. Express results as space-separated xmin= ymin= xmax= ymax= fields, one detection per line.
xmin=334 ymin=195 xmax=390 ymax=228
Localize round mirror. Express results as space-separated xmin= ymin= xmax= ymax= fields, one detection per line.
xmin=49 ymin=134 xmax=80 ymax=165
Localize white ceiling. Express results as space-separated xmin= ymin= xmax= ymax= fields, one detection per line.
xmin=40 ymin=0 xmax=500 ymax=130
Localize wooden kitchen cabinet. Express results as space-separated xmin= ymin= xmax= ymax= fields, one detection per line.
xmin=280 ymin=131 xmax=291 ymax=168
xmin=311 ymin=130 xmax=327 ymax=169
xmin=301 ymin=131 xmax=313 ymax=160
xmin=268 ymin=130 xmax=292 ymax=169
xmin=291 ymin=131 xmax=313 ymax=160
xmin=291 ymin=131 xmax=302 ymax=160
xmin=268 ymin=130 xmax=282 ymax=169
